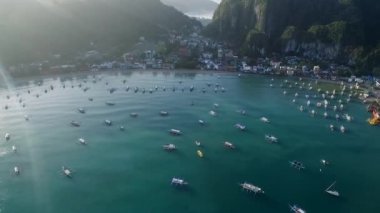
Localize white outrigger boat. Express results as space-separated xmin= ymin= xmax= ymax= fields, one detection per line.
xmin=5 ymin=133 xmax=10 ymax=141
xmin=198 ymin=120 xmax=205 ymax=125
xmin=78 ymin=108 xmax=86 ymax=114
xmin=160 ymin=111 xmax=169 ymax=116
xmin=169 ymin=129 xmax=182 ymax=136
xmin=224 ymin=141 xmax=235 ymax=149
xmin=260 ymin=117 xmax=270 ymax=123
xmin=320 ymin=159 xmax=330 ymax=166
xmin=235 ymin=123 xmax=246 ymax=131
xmin=130 ymin=113 xmax=138 ymax=118
xmin=163 ymin=144 xmax=176 ymax=151
xmin=12 ymin=145 xmax=17 ymax=153
xmin=78 ymin=138 xmax=87 ymax=145
xmin=344 ymin=114 xmax=352 ymax=122
xmin=104 ymin=120 xmax=112 ymax=126
xmin=340 ymin=125 xmax=346 ymax=133
xmin=195 ymin=141 xmax=201 ymax=146
xmin=209 ymin=110 xmax=217 ymax=116
xmin=330 ymin=124 xmax=335 ymax=131
xmin=239 ymin=182 xmax=264 ymax=194
xmin=105 ymin=101 xmax=115 ymax=106
xmin=289 ymin=204 xmax=306 ymax=213
xmin=71 ymin=121 xmax=80 ymax=127
xmin=299 ymin=105 xmax=304 ymax=112
xmin=325 ymin=181 xmax=340 ymax=197
xmin=171 ymin=178 xmax=188 ymax=186
xmin=265 ymin=135 xmax=278 ymax=143
xmin=14 ymin=166 xmax=20 ymax=175
xmin=62 ymin=166 xmax=72 ymax=178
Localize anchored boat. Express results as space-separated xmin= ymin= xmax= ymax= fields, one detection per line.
xmin=169 ymin=129 xmax=182 ymax=136
xmin=235 ymin=123 xmax=246 ymax=131
xmin=239 ymin=182 xmax=264 ymax=194
xmin=224 ymin=141 xmax=235 ymax=149
xmin=289 ymin=204 xmax=306 ymax=213
xmin=197 ymin=150 xmax=203 ymax=158
xmin=62 ymin=166 xmax=72 ymax=178
xmin=325 ymin=181 xmax=340 ymax=197
xmin=163 ymin=144 xmax=176 ymax=151
xmin=290 ymin=160 xmax=305 ymax=170
xmin=265 ymin=135 xmax=278 ymax=143
xmin=171 ymin=178 xmax=188 ymax=186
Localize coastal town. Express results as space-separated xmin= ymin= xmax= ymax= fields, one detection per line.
xmin=7 ymin=29 xmax=380 ymax=104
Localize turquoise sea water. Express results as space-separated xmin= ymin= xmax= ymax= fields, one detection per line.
xmin=0 ymin=70 xmax=379 ymax=213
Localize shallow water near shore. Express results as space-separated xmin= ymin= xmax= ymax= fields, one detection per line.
xmin=0 ymin=70 xmax=379 ymax=213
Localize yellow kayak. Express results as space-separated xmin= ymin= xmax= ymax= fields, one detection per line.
xmin=197 ymin=150 xmax=203 ymax=158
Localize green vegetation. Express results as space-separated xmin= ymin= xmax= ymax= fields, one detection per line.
xmin=0 ymin=0 xmax=200 ymax=66
xmin=205 ymin=0 xmax=380 ymax=75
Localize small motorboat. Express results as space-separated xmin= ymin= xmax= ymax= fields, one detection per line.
xmin=195 ymin=141 xmax=201 ymax=146
xmin=289 ymin=160 xmax=305 ymax=170
xmin=171 ymin=178 xmax=188 ymax=186
xmin=130 ymin=113 xmax=138 ymax=118
xmin=299 ymin=105 xmax=304 ymax=112
xmin=289 ymin=204 xmax=306 ymax=213
xmin=209 ymin=110 xmax=217 ymax=116
xmin=24 ymin=115 xmax=30 ymax=121
xmin=198 ymin=120 xmax=205 ymax=125
xmin=104 ymin=120 xmax=112 ymax=126
xmin=62 ymin=166 xmax=72 ymax=178
xmin=265 ymin=135 xmax=278 ymax=143
xmin=14 ymin=166 xmax=20 ymax=175
xmin=238 ymin=110 xmax=246 ymax=115
xmin=344 ymin=114 xmax=352 ymax=122
xmin=213 ymin=103 xmax=219 ymax=108
xmin=235 ymin=123 xmax=246 ymax=131
xmin=5 ymin=133 xmax=10 ymax=141
xmin=324 ymin=112 xmax=328 ymax=118
xmin=240 ymin=182 xmax=264 ymax=194
xmin=12 ymin=145 xmax=17 ymax=153
xmin=70 ymin=121 xmax=80 ymax=127
xmin=340 ymin=125 xmax=345 ymax=133
xmin=160 ymin=111 xmax=169 ymax=116
xmin=320 ymin=159 xmax=330 ymax=166
xmin=78 ymin=138 xmax=87 ymax=145
xmin=163 ymin=144 xmax=176 ymax=151
xmin=88 ymin=97 xmax=94 ymax=101
xmin=120 ymin=126 xmax=125 ymax=131
xmin=105 ymin=101 xmax=115 ymax=106
xmin=78 ymin=108 xmax=86 ymax=114
xmin=169 ymin=129 xmax=182 ymax=136
xmin=197 ymin=150 xmax=203 ymax=158
xmin=224 ymin=141 xmax=235 ymax=149
xmin=260 ymin=117 xmax=270 ymax=123
xmin=330 ymin=124 xmax=335 ymax=131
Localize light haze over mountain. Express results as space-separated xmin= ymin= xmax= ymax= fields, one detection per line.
xmin=161 ymin=0 xmax=218 ymax=19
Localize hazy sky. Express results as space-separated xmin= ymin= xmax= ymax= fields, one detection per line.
xmin=210 ymin=0 xmax=221 ymax=3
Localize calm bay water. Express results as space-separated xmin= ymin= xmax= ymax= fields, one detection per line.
xmin=0 ymin=70 xmax=379 ymax=213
